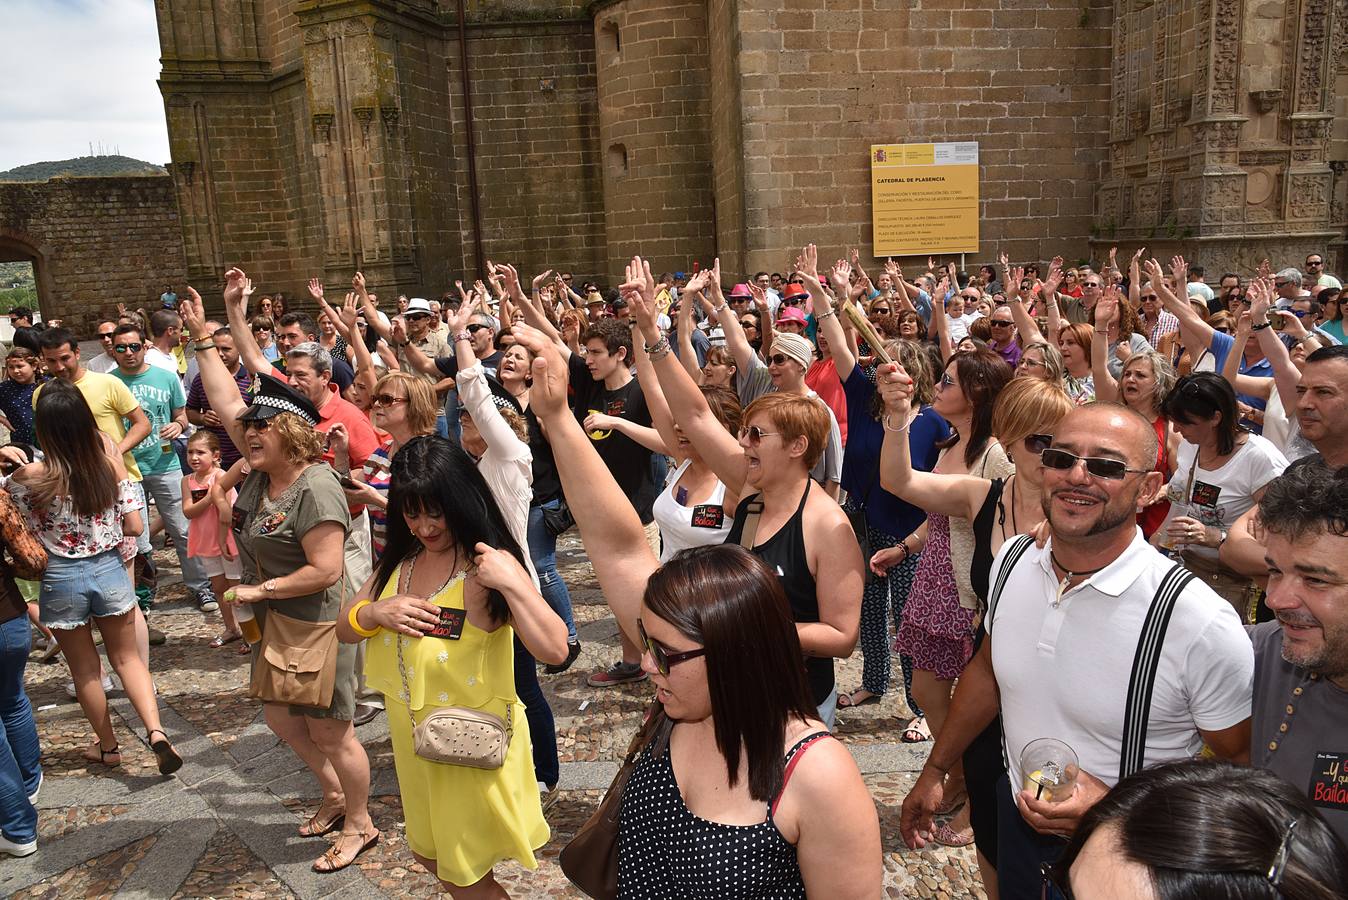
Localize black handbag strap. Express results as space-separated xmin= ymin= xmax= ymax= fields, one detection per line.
xmin=1118 ymin=563 xmax=1194 ymax=782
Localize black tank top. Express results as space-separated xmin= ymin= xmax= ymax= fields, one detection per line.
xmin=616 ymin=730 xmax=831 ymax=898
xmin=970 ymin=477 xmax=1007 ymax=608
xmin=725 ymin=483 xmax=832 ymax=703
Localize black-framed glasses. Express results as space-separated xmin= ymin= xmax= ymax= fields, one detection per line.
xmin=1023 ymin=433 xmax=1053 ymax=454
xmin=637 ymin=618 xmax=705 ymax=677
xmin=767 ymin=354 xmax=794 ymax=366
xmin=372 ymin=394 xmax=409 ymax=408
xmin=253 ymin=325 xmax=271 ymax=333
xmin=1041 ymin=447 xmax=1148 ymax=480
xmin=466 ymin=323 xmax=490 ymax=334
xmin=738 ymin=424 xmax=780 ymax=445
xmin=113 ymin=342 xmax=143 ymax=353
xmin=1306 ymin=259 xmax=1323 ymax=267
xmin=990 ymin=319 xmax=1013 ymax=328
xmin=872 ymin=307 xmax=892 ymax=315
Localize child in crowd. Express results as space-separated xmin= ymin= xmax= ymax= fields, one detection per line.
xmin=181 ymin=431 xmax=244 ymax=649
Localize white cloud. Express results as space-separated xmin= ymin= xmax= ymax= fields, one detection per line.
xmin=0 ymin=0 xmax=169 ymax=171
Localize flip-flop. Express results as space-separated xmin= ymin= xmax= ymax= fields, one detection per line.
xmin=901 ymin=716 xmax=932 ymax=743
xmin=210 ymin=632 xmax=243 ymax=648
xmin=933 ymin=821 xmax=975 ymax=848
xmin=837 ymin=689 xmax=881 ymax=709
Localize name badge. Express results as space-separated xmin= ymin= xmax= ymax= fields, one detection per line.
xmin=1310 ymin=751 xmax=1348 ymax=812
xmin=1190 ymin=480 xmax=1222 ymax=508
xmin=690 ymin=504 xmax=725 ymax=529
xmin=429 ymin=607 xmax=466 ymax=640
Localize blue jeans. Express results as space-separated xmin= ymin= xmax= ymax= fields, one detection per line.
xmin=527 ymin=501 xmax=576 ymax=643
xmin=513 ymin=636 xmax=558 ymax=787
xmin=0 ymin=616 xmax=40 ymax=843
xmin=141 ymin=471 xmax=209 ymax=597
xmin=434 ymin=413 xmax=449 ymax=439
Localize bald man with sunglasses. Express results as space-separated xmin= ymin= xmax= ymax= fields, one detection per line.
xmin=898 ymin=399 xmax=1253 ymax=897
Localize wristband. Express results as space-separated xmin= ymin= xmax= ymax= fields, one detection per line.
xmin=453 ymin=331 xmax=472 ymax=342
xmin=1251 ymin=321 xmax=1271 ymax=331
xmin=348 ymin=599 xmax=380 ymax=638
xmin=194 ymin=339 xmax=216 ymax=351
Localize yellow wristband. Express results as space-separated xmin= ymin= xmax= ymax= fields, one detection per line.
xmin=347 ymin=599 xmax=379 ymax=638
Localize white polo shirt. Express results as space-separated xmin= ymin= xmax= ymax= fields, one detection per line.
xmin=988 ymin=529 xmax=1252 ymax=795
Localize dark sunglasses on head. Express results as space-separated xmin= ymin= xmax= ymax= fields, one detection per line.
xmin=372 ymin=394 xmax=409 ymax=407
xmin=113 ymin=342 xmax=143 ymax=353
xmin=1041 ymin=446 xmax=1147 ymax=480
xmin=738 ymin=424 xmax=779 ymax=445
xmin=1023 ymin=433 xmax=1053 ymax=454
xmin=637 ymin=618 xmax=705 ymax=677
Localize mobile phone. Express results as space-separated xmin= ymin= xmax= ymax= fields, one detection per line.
xmin=1270 ymin=312 xmax=1285 ymax=331
xmin=339 ymin=475 xmax=357 ymax=489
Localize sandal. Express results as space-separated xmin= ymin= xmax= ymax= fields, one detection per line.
xmin=837 ymin=689 xmax=881 ymax=709
xmin=147 ymin=729 xmax=183 ymax=776
xmin=238 ymin=641 xmax=253 ymax=656
xmin=299 ymin=805 xmax=347 ymax=838
xmin=933 ymin=821 xmax=975 ymax=848
xmin=82 ymin=742 xmax=121 ymax=767
xmin=901 ymin=716 xmax=932 ymax=743
xmin=935 ymin=789 xmax=968 ymax=817
xmin=209 ymin=631 xmax=242 ymax=648
xmin=312 ymin=828 xmax=379 ymax=873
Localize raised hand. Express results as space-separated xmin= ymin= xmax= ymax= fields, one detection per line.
xmin=1131 ymin=246 xmax=1147 ymax=264
xmin=182 ymin=286 xmax=209 ymax=339
xmin=531 ymin=269 xmax=554 ymax=292
xmin=707 ymin=257 xmax=725 ymax=304
xmin=885 ymin=257 xmax=901 ymax=282
xmin=829 ymin=259 xmax=852 ymax=296
xmin=1007 ymin=266 xmax=1026 ymax=301
xmin=1248 ymin=277 xmax=1273 ymax=321
xmin=620 ymin=256 xmax=659 ymax=343
xmin=352 ymin=271 xmax=367 ymax=297
xmin=446 ymin=291 xmax=479 ymax=333
xmin=1170 ymin=255 xmax=1188 ymax=288
xmin=876 ymin=362 xmax=915 ymax=415
xmin=307 ymin=277 xmax=324 ymax=302
xmin=390 ymin=316 xmax=408 ymax=344
xmin=683 ymin=268 xmax=710 ymax=295
xmin=1257 ymin=258 xmax=1272 ymax=279
xmin=513 ymin=324 xmax=570 ymax=419
xmin=1142 ymin=258 xmax=1166 ymax=285
xmin=1095 ymin=286 xmax=1121 ymax=329
xmin=998 ymin=251 xmax=1009 ymax=270
xmin=223 ymin=267 xmax=250 ymax=314
xmin=747 ymin=281 xmax=769 ymax=314
xmin=799 ymin=243 xmax=820 ymax=280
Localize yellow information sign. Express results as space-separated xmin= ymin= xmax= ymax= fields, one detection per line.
xmin=871 ymin=142 xmax=979 ymax=256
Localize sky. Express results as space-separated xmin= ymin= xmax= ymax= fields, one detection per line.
xmin=0 ymin=0 xmax=169 ymax=172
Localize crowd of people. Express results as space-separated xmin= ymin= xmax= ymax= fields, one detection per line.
xmin=0 ymin=243 xmax=1345 ymax=899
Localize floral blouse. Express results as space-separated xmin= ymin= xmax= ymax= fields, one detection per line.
xmin=5 ymin=476 xmax=140 ymax=559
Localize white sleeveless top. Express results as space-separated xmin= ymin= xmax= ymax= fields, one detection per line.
xmin=652 ymin=459 xmax=732 ymax=562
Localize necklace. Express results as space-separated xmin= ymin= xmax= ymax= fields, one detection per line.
xmin=1049 ymin=550 xmax=1107 ymax=608
xmin=404 ymin=547 xmax=464 ymax=600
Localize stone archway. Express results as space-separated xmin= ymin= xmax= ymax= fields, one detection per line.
xmin=0 ymin=227 xmax=55 ymax=321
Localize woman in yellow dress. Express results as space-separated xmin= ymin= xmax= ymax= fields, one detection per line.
xmin=337 ymin=436 xmax=568 ymax=898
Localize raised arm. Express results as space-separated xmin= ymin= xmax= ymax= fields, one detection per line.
xmin=352 ymin=272 xmax=393 ymax=343
xmin=1149 ymin=257 xmax=1215 ymax=351
xmin=674 ymin=279 xmax=705 ymax=385
xmin=512 ymin=324 xmax=654 ymax=647
xmin=1127 ymin=247 xmax=1144 ymax=307
xmin=1091 ymin=287 xmax=1122 ymax=402
xmin=876 ymin=362 xmax=989 ymax=521
xmin=816 ymin=251 xmax=856 ymax=377
xmin=1248 ymin=279 xmax=1306 ymax=413
xmin=1005 ymin=264 xmax=1045 ymax=345
xmin=320 ymin=292 xmax=378 ymax=398
xmin=183 ymin=280 xmax=249 ymax=452
xmin=626 ymin=257 xmax=749 ymax=492
xmin=221 ymin=273 xmax=273 ymax=377
xmin=496 ymin=262 xmax=564 ymax=350
xmin=930 ymin=274 xmax=955 ymax=362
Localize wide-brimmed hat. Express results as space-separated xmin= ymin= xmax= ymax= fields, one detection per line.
xmin=238 ymin=373 xmax=320 ymax=425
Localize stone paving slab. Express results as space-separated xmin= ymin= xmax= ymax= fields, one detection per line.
xmin=11 ymin=537 xmax=986 ymax=898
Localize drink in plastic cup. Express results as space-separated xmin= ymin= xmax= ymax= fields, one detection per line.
xmin=225 ymin=588 xmax=262 ymax=644
xmin=1019 ymin=738 xmax=1079 ymax=803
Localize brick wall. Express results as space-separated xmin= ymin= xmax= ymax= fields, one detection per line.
xmin=593 ymin=0 xmax=717 ymax=278
xmin=0 ymin=176 xmax=187 ymax=334
xmin=727 ymin=0 xmax=1114 ymax=277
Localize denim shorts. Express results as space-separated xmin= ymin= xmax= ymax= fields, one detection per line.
xmin=39 ymin=549 xmax=138 ymax=629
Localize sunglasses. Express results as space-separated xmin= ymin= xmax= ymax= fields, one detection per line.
xmin=1023 ymin=433 xmax=1053 ymax=454
xmin=738 ymin=424 xmax=780 ymax=445
xmin=253 ymin=326 xmax=271 ymax=333
xmin=240 ymin=418 xmax=272 ymax=432
xmin=372 ymin=394 xmax=409 ymax=407
xmin=1041 ymin=447 xmax=1148 ymax=480
xmin=98 ymin=332 xmax=116 ymax=341
xmin=637 ymin=618 xmax=706 ymax=677
xmin=939 ymin=372 xmax=956 ymax=389
xmin=1140 ymin=294 xmax=1158 ymax=301
xmin=466 ymin=323 xmax=490 ymax=334
xmin=767 ymin=354 xmax=796 ymax=366
xmin=871 ymin=307 xmax=891 ymax=315
xmin=113 ymin=342 xmax=143 ymax=353
xmin=990 ymin=319 xmax=1013 ymax=328
xmin=1215 ymin=326 xmax=1232 ymax=334
xmin=1275 ymin=280 xmax=1293 ymax=287
xmin=1307 ymin=260 xmax=1323 ymax=266
xmin=1083 ymin=282 xmax=1101 ymax=288
xmin=740 ymin=319 xmax=757 ymax=328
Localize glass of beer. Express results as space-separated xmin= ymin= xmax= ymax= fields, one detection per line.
xmin=225 ymin=588 xmax=262 ymax=645
xmin=1020 ymin=738 xmax=1079 ymax=803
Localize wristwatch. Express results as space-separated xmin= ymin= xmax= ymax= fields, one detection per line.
xmin=263 ymin=578 xmax=278 ymax=596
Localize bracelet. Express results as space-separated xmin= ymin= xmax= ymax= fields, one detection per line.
xmin=882 ymin=413 xmax=911 ymax=434
xmin=453 ymin=331 xmax=472 ymax=342
xmin=1251 ymin=321 xmax=1271 ymax=331
xmin=347 ymin=599 xmax=380 ymax=638
xmin=816 ymin=309 xmax=838 ymax=320
xmin=898 ymin=540 xmax=910 ymax=560
xmin=194 ymin=339 xmax=216 ymax=351
xmin=712 ymin=302 xmax=726 ymax=313
xmin=647 ymin=336 xmax=672 ymax=361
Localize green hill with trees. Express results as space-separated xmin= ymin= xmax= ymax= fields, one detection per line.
xmin=0 ymin=155 xmax=165 ymax=182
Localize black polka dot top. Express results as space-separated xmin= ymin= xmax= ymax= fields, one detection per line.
xmin=615 ymin=730 xmax=831 ymax=898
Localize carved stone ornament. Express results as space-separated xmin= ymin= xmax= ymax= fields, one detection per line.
xmin=380 ymin=106 xmax=400 ymax=139
xmin=304 ymin=25 xmax=330 ymax=44
xmin=1288 ymin=174 xmax=1330 ymax=220
xmin=312 ymin=113 xmax=335 ymax=144
xmin=1249 ymin=90 xmax=1283 ymax=114
xmin=175 ymin=160 xmax=196 ymax=185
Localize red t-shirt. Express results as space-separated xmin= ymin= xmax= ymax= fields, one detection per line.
xmin=804 ymin=360 xmax=848 ymax=446
xmin=314 ymin=381 xmax=380 ymax=514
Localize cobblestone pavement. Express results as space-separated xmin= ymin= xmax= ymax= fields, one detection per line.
xmin=2 ymin=535 xmax=987 ymax=899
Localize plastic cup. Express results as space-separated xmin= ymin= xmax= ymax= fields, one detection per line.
xmin=1019 ymin=738 xmax=1079 ymax=804
xmin=225 ymin=589 xmax=262 ymax=644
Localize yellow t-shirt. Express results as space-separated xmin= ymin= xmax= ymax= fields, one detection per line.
xmin=34 ymin=372 xmax=144 ymax=480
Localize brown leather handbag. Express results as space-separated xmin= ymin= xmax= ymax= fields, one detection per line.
xmin=249 ymin=607 xmax=340 ymax=709
xmin=559 ymin=702 xmax=671 ymax=899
